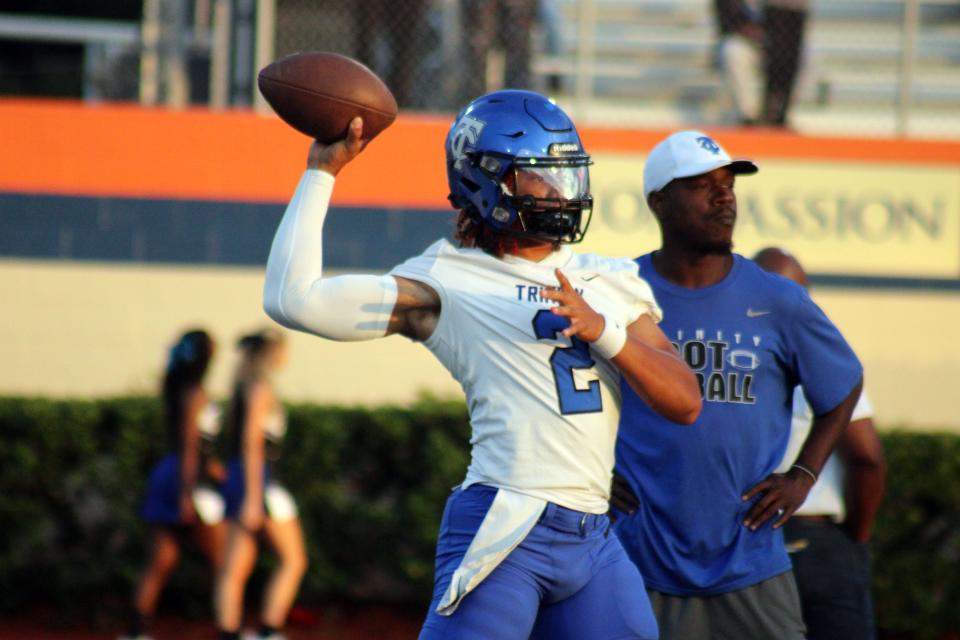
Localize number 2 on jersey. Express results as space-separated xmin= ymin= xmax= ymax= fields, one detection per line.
xmin=532 ymin=309 xmax=603 ymax=415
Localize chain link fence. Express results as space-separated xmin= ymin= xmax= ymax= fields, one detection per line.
xmin=0 ymin=0 xmax=958 ymax=137
xmin=267 ymin=0 xmax=960 ymax=137
xmin=271 ymin=0 xmax=548 ymax=111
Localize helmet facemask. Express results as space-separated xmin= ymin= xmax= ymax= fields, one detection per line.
xmin=479 ymin=154 xmax=594 ymax=245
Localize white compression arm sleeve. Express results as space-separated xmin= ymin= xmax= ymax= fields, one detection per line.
xmin=263 ymin=170 xmax=398 ymax=341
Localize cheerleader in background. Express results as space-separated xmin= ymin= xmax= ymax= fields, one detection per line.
xmin=216 ymin=329 xmax=307 ymax=640
xmin=122 ymin=329 xmax=227 ymax=640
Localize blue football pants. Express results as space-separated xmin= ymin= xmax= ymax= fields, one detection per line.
xmin=419 ymin=484 xmax=658 ymax=640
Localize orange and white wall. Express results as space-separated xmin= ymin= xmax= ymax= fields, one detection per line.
xmin=2 ymin=100 xmax=959 ymax=430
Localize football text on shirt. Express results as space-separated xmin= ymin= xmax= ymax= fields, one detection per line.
xmin=671 ymin=328 xmax=759 ymax=404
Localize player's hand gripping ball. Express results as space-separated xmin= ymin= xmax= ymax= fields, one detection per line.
xmin=257 ymin=51 xmax=398 ymax=144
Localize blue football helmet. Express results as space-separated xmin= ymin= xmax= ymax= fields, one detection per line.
xmin=445 ymin=90 xmax=593 ymax=244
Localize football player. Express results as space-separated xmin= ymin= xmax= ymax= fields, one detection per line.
xmin=262 ymin=90 xmax=701 ymax=639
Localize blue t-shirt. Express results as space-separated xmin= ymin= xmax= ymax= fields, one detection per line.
xmin=613 ymin=253 xmax=862 ymax=596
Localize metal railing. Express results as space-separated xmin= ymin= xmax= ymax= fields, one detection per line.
xmin=0 ymin=13 xmax=138 ymax=101
xmin=1 ymin=0 xmax=957 ymax=138
xmin=0 ymin=0 xmax=275 ymax=108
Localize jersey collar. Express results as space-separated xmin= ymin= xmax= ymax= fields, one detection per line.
xmin=501 ymin=244 xmax=573 ymax=268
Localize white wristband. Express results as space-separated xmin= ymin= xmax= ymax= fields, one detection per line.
xmin=592 ymin=314 xmax=628 ymax=360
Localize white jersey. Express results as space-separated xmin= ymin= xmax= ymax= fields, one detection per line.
xmin=776 ymin=386 xmax=874 ymax=520
xmin=262 ymin=172 xmax=663 ymax=613
xmin=391 ymin=239 xmax=661 ymax=514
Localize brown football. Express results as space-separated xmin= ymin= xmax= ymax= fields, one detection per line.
xmin=257 ymin=52 xmax=398 ymax=143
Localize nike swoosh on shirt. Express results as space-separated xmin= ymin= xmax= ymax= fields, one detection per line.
xmin=746 ymin=308 xmax=771 ymax=317
xmin=581 ymin=273 xmax=600 ymax=282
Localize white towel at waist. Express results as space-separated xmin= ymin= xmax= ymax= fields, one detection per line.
xmin=436 ymin=486 xmax=547 ymax=616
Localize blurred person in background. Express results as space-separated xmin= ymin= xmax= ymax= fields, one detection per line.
xmin=713 ymin=0 xmax=763 ymax=125
xmin=353 ymin=0 xmax=428 ymax=108
xmin=611 ymin=130 xmax=863 ymax=640
xmin=755 ymin=246 xmax=886 ymax=640
xmin=712 ymin=0 xmax=809 ymax=127
xmin=215 ymin=329 xmax=307 ymax=640
xmin=122 ymin=329 xmax=226 ymax=640
xmin=761 ymin=0 xmax=810 ymax=127
xmin=461 ymin=0 xmax=540 ymax=102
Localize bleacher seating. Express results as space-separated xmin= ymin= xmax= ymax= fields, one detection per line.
xmin=533 ymin=0 xmax=960 ymax=136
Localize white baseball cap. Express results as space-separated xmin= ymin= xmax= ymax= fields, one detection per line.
xmin=643 ymin=130 xmax=758 ymax=199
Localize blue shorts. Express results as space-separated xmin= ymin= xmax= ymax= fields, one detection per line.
xmin=223 ymin=459 xmax=297 ymax=521
xmin=141 ymin=453 xmax=183 ymax=524
xmin=224 ymin=458 xmax=264 ymax=518
xmin=141 ymin=453 xmax=226 ymax=525
xmin=419 ymin=484 xmax=658 ymax=640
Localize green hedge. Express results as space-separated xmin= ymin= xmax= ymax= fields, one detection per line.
xmin=0 ymin=396 xmax=470 ymax=626
xmin=870 ymin=431 xmax=960 ymax=638
xmin=0 ymin=397 xmax=957 ymax=637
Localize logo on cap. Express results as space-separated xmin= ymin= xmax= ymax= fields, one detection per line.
xmin=696 ymin=136 xmax=721 ymax=155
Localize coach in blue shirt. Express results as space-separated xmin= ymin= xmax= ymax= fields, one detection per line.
xmin=612 ymin=130 xmax=864 ymax=640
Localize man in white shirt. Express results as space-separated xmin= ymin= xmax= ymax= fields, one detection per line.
xmin=756 ymin=246 xmax=886 ymax=640
xmin=260 ymin=89 xmax=701 ymax=639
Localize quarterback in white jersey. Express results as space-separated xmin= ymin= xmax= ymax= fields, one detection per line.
xmin=390 ymin=238 xmax=661 ymax=514
xmin=262 ymin=90 xmax=701 ymax=639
